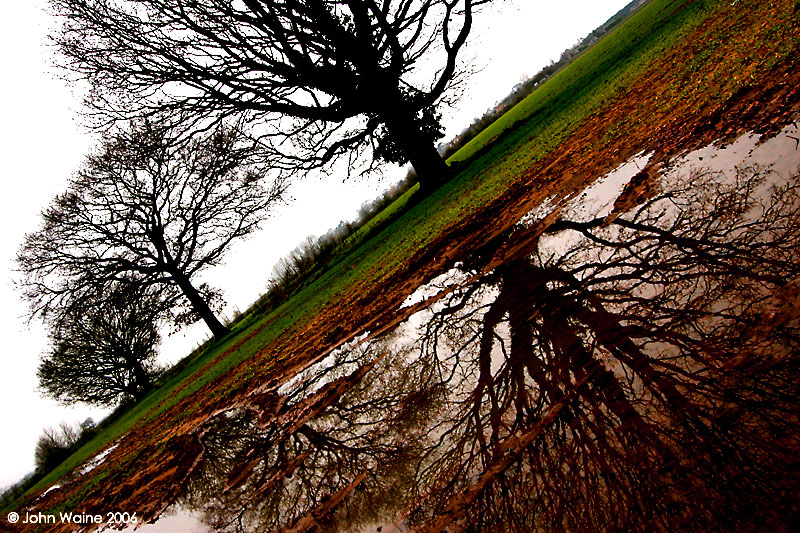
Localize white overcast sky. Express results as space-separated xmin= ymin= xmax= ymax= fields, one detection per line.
xmin=0 ymin=0 xmax=631 ymax=488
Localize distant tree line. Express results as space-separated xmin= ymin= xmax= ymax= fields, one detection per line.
xmin=0 ymin=418 xmax=98 ymax=507
xmin=34 ymin=419 xmax=97 ymax=474
xmin=264 ymin=172 xmax=418 ymax=307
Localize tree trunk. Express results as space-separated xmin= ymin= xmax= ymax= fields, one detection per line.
xmin=126 ymin=355 xmax=153 ymax=400
xmin=382 ymin=102 xmax=450 ymax=193
xmin=406 ymin=139 xmax=450 ymax=194
xmin=170 ymin=270 xmax=230 ymax=340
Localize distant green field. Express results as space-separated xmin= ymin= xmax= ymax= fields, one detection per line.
xmin=448 ymin=0 xmax=700 ymax=166
xmin=13 ymin=0 xmax=788 ymax=508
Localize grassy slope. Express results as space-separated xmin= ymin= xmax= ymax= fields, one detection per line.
xmin=8 ymin=0 xmax=799 ymax=513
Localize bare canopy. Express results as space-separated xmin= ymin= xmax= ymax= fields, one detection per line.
xmin=49 ymin=0 xmax=495 ymax=190
xmin=17 ymin=121 xmax=287 ymax=339
xmin=37 ymin=281 xmax=164 ymax=407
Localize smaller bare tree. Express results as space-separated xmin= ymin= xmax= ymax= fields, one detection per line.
xmin=34 ymin=419 xmax=95 ymax=473
xmin=18 ymin=120 xmax=287 ymax=338
xmin=37 ymin=281 xmax=164 ymax=407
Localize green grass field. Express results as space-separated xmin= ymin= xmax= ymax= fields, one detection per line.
xmin=7 ymin=0 xmax=798 ymax=512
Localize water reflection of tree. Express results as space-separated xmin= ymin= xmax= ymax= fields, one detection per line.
xmin=411 ymin=166 xmax=800 ymax=531
xmin=179 ymin=166 xmax=800 ymax=532
xmin=183 ymin=335 xmax=444 ymax=532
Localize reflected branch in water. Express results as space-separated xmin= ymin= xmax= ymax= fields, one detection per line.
xmin=182 ymin=333 xmax=446 ymax=532
xmin=409 ymin=165 xmax=800 ymax=531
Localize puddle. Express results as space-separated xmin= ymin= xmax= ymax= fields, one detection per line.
xmin=525 ymin=125 xmax=800 ymax=259
xmin=71 ymin=125 xmax=800 ymax=532
xmin=31 ymin=444 xmax=119 ymax=505
xmin=667 ymin=122 xmax=800 ymax=177
xmin=564 ymin=151 xmax=652 ymax=222
xmin=400 ymin=264 xmax=472 ymax=309
xmin=276 ymin=331 xmax=371 ymax=398
xmin=75 ymin=444 xmax=119 ymax=477
xmin=34 ymin=485 xmax=60 ymax=502
xmin=114 ymin=506 xmax=208 ymax=533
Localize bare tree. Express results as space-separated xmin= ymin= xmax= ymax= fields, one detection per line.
xmin=18 ymin=120 xmax=287 ymax=338
xmin=37 ymin=281 xmax=164 ymax=406
xmin=49 ymin=0 xmax=494 ymax=191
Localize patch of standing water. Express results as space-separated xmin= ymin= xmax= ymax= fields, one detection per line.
xmin=531 ymin=123 xmax=800 ymax=256
xmin=32 ymin=444 xmax=121 ymax=505
xmin=276 ymin=331 xmax=371 ymax=398
xmin=666 ymin=122 xmax=800 ymax=178
xmin=518 ymin=151 xmax=652 ymax=227
xmin=400 ymin=264 xmax=472 ymax=310
xmin=564 ymin=151 xmax=652 ymax=222
xmin=518 ymin=194 xmax=560 ymax=226
xmin=273 ymin=268 xmax=462 ymax=403
xmin=530 ymin=152 xmax=651 ymax=256
xmin=113 ymin=505 xmax=209 ymax=533
xmin=75 ymin=444 xmax=119 ymax=477
xmin=34 ymin=484 xmax=61 ymax=501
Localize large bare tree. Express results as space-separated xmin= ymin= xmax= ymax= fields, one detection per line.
xmin=18 ymin=120 xmax=287 ymax=339
xmin=49 ymin=0 xmax=493 ymax=191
